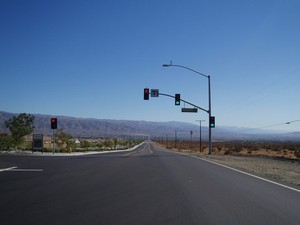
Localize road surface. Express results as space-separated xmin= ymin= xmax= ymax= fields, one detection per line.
xmin=1 ymin=141 xmax=299 ymax=225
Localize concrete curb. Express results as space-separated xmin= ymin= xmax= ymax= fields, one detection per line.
xmin=0 ymin=141 xmax=145 ymax=157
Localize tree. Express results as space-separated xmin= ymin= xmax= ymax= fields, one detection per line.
xmin=113 ymin=138 xmax=118 ymax=150
xmin=56 ymin=130 xmax=74 ymax=152
xmin=5 ymin=113 xmax=35 ymax=149
xmin=0 ymin=135 xmax=12 ymax=151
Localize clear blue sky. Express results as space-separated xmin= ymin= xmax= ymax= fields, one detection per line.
xmin=1 ymin=0 xmax=299 ymax=132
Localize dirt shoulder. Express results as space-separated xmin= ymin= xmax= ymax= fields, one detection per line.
xmin=194 ymin=153 xmax=300 ymax=187
xmin=155 ymin=140 xmax=300 ymax=187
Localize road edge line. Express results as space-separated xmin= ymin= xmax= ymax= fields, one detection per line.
xmin=189 ymin=155 xmax=300 ymax=193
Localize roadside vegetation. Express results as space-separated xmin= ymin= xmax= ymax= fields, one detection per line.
xmin=156 ymin=140 xmax=300 ymax=160
xmin=0 ymin=113 xmax=34 ymax=151
xmin=0 ymin=113 xmax=143 ymax=153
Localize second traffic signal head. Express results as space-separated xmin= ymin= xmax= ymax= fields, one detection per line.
xmin=175 ymin=94 xmax=180 ymax=106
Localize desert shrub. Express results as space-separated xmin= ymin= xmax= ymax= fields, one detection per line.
xmin=294 ymin=150 xmax=300 ymax=158
xmin=233 ymin=143 xmax=243 ymax=152
xmin=282 ymin=150 xmax=288 ymax=155
xmin=224 ymin=149 xmax=232 ymax=155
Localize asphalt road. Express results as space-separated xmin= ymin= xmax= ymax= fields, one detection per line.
xmin=1 ymin=141 xmax=300 ymax=225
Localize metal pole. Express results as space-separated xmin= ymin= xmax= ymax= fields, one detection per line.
xmin=200 ymin=122 xmax=202 ymax=152
xmin=175 ymin=130 xmax=177 ymax=148
xmin=166 ymin=134 xmax=168 ymax=148
xmin=52 ymin=129 xmax=55 ymax=154
xmin=162 ymin=63 xmax=212 ymax=154
xmin=196 ymin=120 xmax=205 ymax=152
xmin=208 ymin=75 xmax=212 ymax=155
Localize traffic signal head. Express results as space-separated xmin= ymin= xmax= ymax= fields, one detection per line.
xmin=210 ymin=116 xmax=215 ymax=128
xmin=175 ymin=94 xmax=180 ymax=106
xmin=51 ymin=118 xmax=57 ymax=129
xmin=144 ymin=88 xmax=149 ymax=100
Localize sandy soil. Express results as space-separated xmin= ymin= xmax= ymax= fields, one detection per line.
xmin=195 ymin=153 xmax=300 ymax=187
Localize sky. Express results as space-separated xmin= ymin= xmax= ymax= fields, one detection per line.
xmin=1 ymin=0 xmax=300 ymax=132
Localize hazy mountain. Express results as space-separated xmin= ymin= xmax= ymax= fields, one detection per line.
xmin=0 ymin=111 xmax=299 ymax=141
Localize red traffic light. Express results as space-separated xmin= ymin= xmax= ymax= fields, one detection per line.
xmin=144 ymin=88 xmax=149 ymax=100
xmin=51 ymin=118 xmax=57 ymax=129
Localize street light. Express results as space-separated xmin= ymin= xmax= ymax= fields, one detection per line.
xmin=196 ymin=120 xmax=205 ymax=152
xmin=163 ymin=61 xmax=213 ymax=155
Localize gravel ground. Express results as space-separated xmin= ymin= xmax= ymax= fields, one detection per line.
xmin=197 ymin=154 xmax=300 ymax=187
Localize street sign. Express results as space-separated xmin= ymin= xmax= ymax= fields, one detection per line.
xmin=151 ymin=89 xmax=159 ymax=97
xmin=181 ymin=108 xmax=198 ymax=113
xmin=33 ymin=134 xmax=43 ymax=151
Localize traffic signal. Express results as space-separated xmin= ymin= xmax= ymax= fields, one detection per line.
xmin=144 ymin=88 xmax=149 ymax=100
xmin=175 ymin=94 xmax=180 ymax=105
xmin=51 ymin=118 xmax=57 ymax=129
xmin=210 ymin=116 xmax=215 ymax=128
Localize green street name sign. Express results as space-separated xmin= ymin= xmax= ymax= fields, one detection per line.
xmin=181 ymin=108 xmax=198 ymax=113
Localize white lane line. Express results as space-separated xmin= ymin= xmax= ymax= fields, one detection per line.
xmin=190 ymin=155 xmax=300 ymax=193
xmin=10 ymin=168 xmax=44 ymax=172
xmin=0 ymin=166 xmax=17 ymax=172
xmin=0 ymin=167 xmax=43 ymax=172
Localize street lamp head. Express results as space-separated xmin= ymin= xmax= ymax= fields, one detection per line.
xmin=162 ymin=60 xmax=173 ymax=67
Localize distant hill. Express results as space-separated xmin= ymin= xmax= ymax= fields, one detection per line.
xmin=0 ymin=111 xmax=200 ymax=139
xmin=1 ymin=111 xmax=299 ymax=141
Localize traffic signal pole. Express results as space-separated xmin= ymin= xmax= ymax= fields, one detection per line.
xmin=51 ymin=118 xmax=57 ymax=154
xmin=53 ymin=129 xmax=55 ymax=154
xmin=162 ymin=63 xmax=213 ymax=155
xmin=144 ymin=88 xmax=214 ymax=154
xmin=159 ymin=93 xmax=209 ymax=114
xmin=208 ymin=75 xmax=212 ymax=155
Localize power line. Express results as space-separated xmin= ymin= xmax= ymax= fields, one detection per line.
xmin=222 ymin=68 xmax=300 ymax=116
xmin=228 ymin=119 xmax=300 ymax=134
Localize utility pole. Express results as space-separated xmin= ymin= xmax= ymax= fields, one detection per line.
xmin=175 ymin=130 xmax=177 ymax=148
xmin=196 ymin=120 xmax=205 ymax=152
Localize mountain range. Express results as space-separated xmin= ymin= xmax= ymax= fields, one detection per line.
xmin=0 ymin=111 xmax=299 ymax=141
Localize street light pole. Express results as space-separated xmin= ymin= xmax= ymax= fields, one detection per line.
xmin=163 ymin=62 xmax=213 ymax=154
xmin=196 ymin=120 xmax=205 ymax=152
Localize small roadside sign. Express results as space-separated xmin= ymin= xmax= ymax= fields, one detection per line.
xmin=32 ymin=134 xmax=43 ymax=152
xmin=151 ymin=89 xmax=159 ymax=97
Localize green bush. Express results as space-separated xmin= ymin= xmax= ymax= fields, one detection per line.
xmin=0 ymin=136 xmax=12 ymax=151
